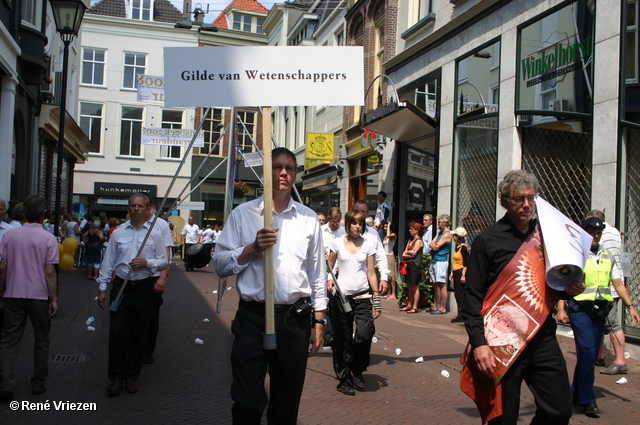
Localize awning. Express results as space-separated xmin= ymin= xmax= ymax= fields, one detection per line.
xmin=39 ymin=105 xmax=98 ymax=163
xmin=301 ymin=166 xmax=338 ymax=193
xmin=362 ymin=100 xmax=438 ymax=143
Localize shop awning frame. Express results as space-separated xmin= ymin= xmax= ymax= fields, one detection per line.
xmin=362 ymin=100 xmax=438 ymax=143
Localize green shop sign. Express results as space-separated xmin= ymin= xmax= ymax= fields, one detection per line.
xmin=521 ymin=34 xmax=592 ymax=87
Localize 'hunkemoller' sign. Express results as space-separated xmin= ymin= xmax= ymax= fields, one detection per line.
xmin=163 ymin=46 xmax=364 ymax=107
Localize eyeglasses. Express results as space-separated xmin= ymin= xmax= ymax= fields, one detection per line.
xmin=509 ymin=196 xmax=536 ymax=205
xmin=328 ymin=220 xmax=341 ymax=224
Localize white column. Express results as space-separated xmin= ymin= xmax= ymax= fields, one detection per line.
xmin=0 ymin=75 xmax=18 ymax=201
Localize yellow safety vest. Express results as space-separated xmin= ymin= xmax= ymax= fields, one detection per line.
xmin=574 ymin=248 xmax=614 ymax=302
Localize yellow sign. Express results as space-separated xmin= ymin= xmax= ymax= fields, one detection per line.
xmin=305 ymin=132 xmax=334 ymax=160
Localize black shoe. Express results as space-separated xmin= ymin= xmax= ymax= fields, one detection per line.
xmin=337 ymin=381 xmax=356 ymax=396
xmin=323 ymin=335 xmax=333 ymax=347
xmin=595 ymin=358 xmax=605 ymax=367
xmin=142 ymin=351 xmax=155 ymax=364
xmin=107 ymin=380 xmax=124 ymax=397
xmin=450 ymin=316 xmax=464 ymax=323
xmin=584 ymin=402 xmax=600 ymax=417
xmin=353 ymin=374 xmax=365 ymax=391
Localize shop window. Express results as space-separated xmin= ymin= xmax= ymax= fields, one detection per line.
xmin=627 ymin=0 xmax=638 ymax=83
xmin=456 ymin=40 xmax=500 ymax=118
xmin=348 ymin=154 xmax=379 ymax=209
xmin=405 ymin=148 xmax=435 ymax=212
xmin=517 ymin=0 xmax=594 ymax=116
xmin=159 ymin=110 xmax=183 ymax=159
xmin=120 ymin=106 xmax=143 ymax=157
xmin=415 ymin=81 xmax=437 ymax=118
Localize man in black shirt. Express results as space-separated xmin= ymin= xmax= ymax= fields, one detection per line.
xmin=462 ymin=170 xmax=585 ymax=424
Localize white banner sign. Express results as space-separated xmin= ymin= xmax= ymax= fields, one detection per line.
xmin=142 ymin=128 xmax=204 ymax=148
xmin=536 ymin=197 xmax=592 ymax=291
xmin=163 ymin=46 xmax=364 ymax=107
xmin=137 ymin=75 xmax=165 ymax=104
xmin=243 ymin=151 xmax=264 ymax=167
xmin=176 ymin=201 xmax=205 ymax=210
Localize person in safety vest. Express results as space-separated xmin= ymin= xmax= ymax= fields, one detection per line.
xmin=556 ymin=216 xmax=640 ymax=418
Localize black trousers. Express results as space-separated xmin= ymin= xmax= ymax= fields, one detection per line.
xmin=108 ymin=276 xmax=156 ymax=381
xmin=488 ymin=319 xmax=572 ymax=425
xmin=331 ymin=295 xmax=375 ymax=385
xmin=145 ymin=292 xmax=164 ymax=353
xmin=230 ymin=300 xmax=311 ymax=425
xmin=184 ymin=243 xmax=194 ymax=268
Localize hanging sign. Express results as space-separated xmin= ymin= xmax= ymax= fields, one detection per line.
xmin=142 ymin=128 xmax=204 ymax=147
xmin=163 ymin=46 xmax=364 ymax=107
xmin=137 ymin=75 xmax=165 ymax=104
xmin=305 ymin=133 xmax=334 ymax=160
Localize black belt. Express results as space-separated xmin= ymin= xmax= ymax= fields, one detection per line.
xmin=115 ymin=276 xmax=154 ymax=286
xmin=345 ymin=290 xmax=370 ymax=301
xmin=239 ymin=298 xmax=310 ymax=315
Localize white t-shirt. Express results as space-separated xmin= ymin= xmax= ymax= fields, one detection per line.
xmin=329 ymin=235 xmax=376 ymax=295
xmin=212 ymin=229 xmax=221 ymax=243
xmin=201 ymin=228 xmax=214 ymax=244
xmin=182 ymin=223 xmax=200 ymax=244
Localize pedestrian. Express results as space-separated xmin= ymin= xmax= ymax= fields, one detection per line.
xmin=200 ymin=222 xmax=215 ymax=255
xmin=213 ymin=147 xmax=327 ymax=425
xmin=461 ymin=169 xmax=586 ymax=424
xmin=97 ymin=193 xmax=168 ymax=397
xmin=83 ymin=219 xmax=105 ymax=280
xmin=449 ymin=227 xmax=469 ymax=323
xmin=429 ymin=214 xmax=452 ymax=314
xmin=556 ymin=216 xmax=639 ymax=417
xmin=317 ymin=212 xmax=326 ymax=226
xmin=0 ymin=195 xmax=59 ymax=401
xmin=382 ymin=221 xmax=398 ymax=299
xmin=422 ymin=214 xmax=433 ymax=255
xmin=400 ymin=221 xmax=424 ymax=314
xmin=181 ymin=216 xmax=200 ymax=271
xmin=374 ymin=191 xmax=391 ymax=241
xmin=327 ymin=209 xmax=381 ymax=396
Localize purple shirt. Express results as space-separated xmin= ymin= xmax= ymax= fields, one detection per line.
xmin=0 ymin=222 xmax=59 ymax=300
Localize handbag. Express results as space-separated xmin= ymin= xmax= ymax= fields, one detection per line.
xmin=399 ymin=260 xmax=409 ymax=276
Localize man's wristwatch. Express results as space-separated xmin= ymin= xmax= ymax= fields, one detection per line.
xmin=312 ymin=319 xmax=326 ymax=326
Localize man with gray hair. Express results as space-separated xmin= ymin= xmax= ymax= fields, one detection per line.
xmin=0 ymin=195 xmax=59 ymax=401
xmin=429 ymin=214 xmax=452 ymax=314
xmin=461 ymin=169 xmax=585 ymax=424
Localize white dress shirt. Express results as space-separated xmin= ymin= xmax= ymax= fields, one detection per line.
xmin=213 ymin=196 xmax=328 ymax=311
xmin=422 ymin=226 xmax=433 ymax=254
xmin=320 ymin=223 xmax=339 ymax=250
xmin=374 ymin=201 xmax=391 ymax=227
xmin=336 ymin=225 xmax=390 ymax=281
xmin=182 ymin=223 xmax=200 ymax=244
xmin=201 ymin=228 xmax=214 ymax=244
xmin=97 ymin=220 xmax=168 ymax=291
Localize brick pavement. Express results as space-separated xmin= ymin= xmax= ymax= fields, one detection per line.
xmin=1 ymin=259 xmax=639 ymax=424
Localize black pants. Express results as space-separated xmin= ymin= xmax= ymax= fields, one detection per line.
xmin=145 ymin=292 xmax=164 ymax=353
xmin=452 ymin=269 xmax=465 ymax=316
xmin=184 ymin=243 xmax=194 ymax=269
xmin=488 ymin=319 xmax=572 ymax=425
xmin=230 ymin=300 xmax=311 ymax=425
xmin=331 ymin=295 xmax=375 ymax=385
xmin=108 ymin=276 xmax=156 ymax=381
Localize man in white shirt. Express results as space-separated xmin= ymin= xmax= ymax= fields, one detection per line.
xmin=200 ymin=223 xmax=215 ymax=252
xmin=213 ymin=148 xmax=327 ymax=425
xmin=97 ymin=193 xmax=168 ymax=397
xmin=374 ymin=191 xmax=391 ymax=241
xmin=321 ymin=207 xmax=342 ymax=255
xmin=181 ymin=217 xmax=200 ymax=271
xmin=422 ymin=214 xmax=433 ymax=255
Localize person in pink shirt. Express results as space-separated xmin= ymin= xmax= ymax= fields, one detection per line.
xmin=0 ymin=195 xmax=59 ymax=402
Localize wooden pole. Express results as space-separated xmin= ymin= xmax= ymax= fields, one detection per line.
xmin=262 ymin=107 xmax=276 ymax=350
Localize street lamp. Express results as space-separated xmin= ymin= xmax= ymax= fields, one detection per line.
xmin=49 ymin=0 xmax=87 ymax=239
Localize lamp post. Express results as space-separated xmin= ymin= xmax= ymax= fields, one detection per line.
xmin=49 ymin=0 xmax=87 ymax=240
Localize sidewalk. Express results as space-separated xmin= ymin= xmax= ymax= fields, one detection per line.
xmin=1 ymin=260 xmax=639 ymax=424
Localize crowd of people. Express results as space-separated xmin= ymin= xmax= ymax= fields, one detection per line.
xmin=0 ymin=163 xmax=638 ymax=425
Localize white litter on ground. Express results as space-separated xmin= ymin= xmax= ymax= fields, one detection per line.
xmin=203 ymin=318 xmax=210 ymax=322
xmin=212 ymin=290 xmax=218 ymax=294
xmin=371 ymin=337 xmax=378 ymax=343
xmin=415 ymin=356 xmax=424 ymax=363
xmin=616 ymin=377 xmax=628 ymax=384
xmin=441 ymin=370 xmax=450 ymax=378
xmin=86 ymin=317 xmax=94 ymax=325
xmin=227 ymin=286 xmax=232 ymax=290
xmin=395 ymin=348 xmax=401 ymax=355
xmin=195 ymin=338 xmax=204 ymax=345
xmin=87 ymin=326 xmax=95 ymax=332
xmin=624 ymin=352 xmax=631 ymax=359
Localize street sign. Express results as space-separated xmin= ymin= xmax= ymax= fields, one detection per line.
xmin=177 ymin=201 xmax=205 ymax=210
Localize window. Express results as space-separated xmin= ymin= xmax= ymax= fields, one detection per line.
xmin=160 ymin=110 xmax=183 ymax=159
xmin=237 ymin=110 xmax=256 ymax=154
xmin=335 ymin=28 xmax=344 ymax=46
xmin=200 ymin=108 xmax=224 ymax=156
xmin=123 ymin=53 xmax=146 ymax=89
xmin=232 ymin=13 xmax=265 ymax=34
xmin=21 ymin=0 xmax=42 ymax=27
xmin=82 ymin=48 xmax=106 ymax=86
xmin=80 ymin=103 xmax=103 ymax=152
xmin=132 ymin=0 xmax=152 ymax=21
xmin=415 ymin=81 xmax=437 ymax=118
xmin=627 ymin=0 xmax=638 ymax=83
xmin=120 ymin=107 xmax=144 ymax=156
xmin=373 ymin=17 xmax=385 ymax=108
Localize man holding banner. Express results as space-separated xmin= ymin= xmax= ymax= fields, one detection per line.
xmin=213 ymin=148 xmax=327 ymax=425
xmin=461 ymin=170 xmax=586 ymax=424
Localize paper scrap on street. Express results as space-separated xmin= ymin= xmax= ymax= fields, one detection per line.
xmin=415 ymin=356 xmax=424 ymax=363
xmin=536 ymin=197 xmax=592 ymax=291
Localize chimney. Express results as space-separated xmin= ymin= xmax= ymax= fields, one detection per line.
xmin=183 ymin=0 xmax=192 ymax=21
xmin=194 ymin=7 xmax=205 ymax=23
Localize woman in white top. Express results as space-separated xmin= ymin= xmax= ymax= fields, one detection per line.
xmin=382 ymin=221 xmax=397 ymax=299
xmin=327 ymin=209 xmax=381 ymax=396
